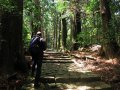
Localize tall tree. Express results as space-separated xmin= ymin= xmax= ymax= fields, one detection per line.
xmin=0 ymin=0 xmax=28 ymax=74
xmin=73 ymin=0 xmax=81 ymax=41
xmin=62 ymin=18 xmax=67 ymax=49
xmin=100 ymin=0 xmax=120 ymax=58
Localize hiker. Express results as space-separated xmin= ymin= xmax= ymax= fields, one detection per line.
xmin=29 ymin=31 xmax=46 ymax=87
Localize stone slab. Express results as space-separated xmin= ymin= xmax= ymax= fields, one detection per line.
xmin=48 ymin=82 xmax=112 ymax=90
xmin=41 ymin=63 xmax=100 ymax=83
xmin=44 ymin=58 xmax=71 ymax=60
xmin=43 ymin=60 xmax=73 ymax=63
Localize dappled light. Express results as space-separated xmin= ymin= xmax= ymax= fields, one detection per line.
xmin=0 ymin=0 xmax=120 ymax=89
xmin=70 ymin=45 xmax=120 ymax=85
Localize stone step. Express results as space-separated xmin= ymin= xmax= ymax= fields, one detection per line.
xmin=41 ymin=63 xmax=101 ymax=82
xmin=44 ymin=52 xmax=68 ymax=56
xmin=23 ymin=51 xmax=112 ymax=90
xmin=47 ymin=82 xmax=112 ymax=90
xmin=21 ymin=74 xmax=111 ymax=90
xmin=44 ymin=57 xmax=71 ymax=60
xmin=44 ymin=51 xmax=63 ymax=54
xmin=43 ymin=60 xmax=73 ymax=63
xmin=21 ymin=79 xmax=111 ymax=90
xmin=40 ymin=75 xmax=101 ymax=83
xmin=25 ymin=56 xmax=70 ymax=61
xmin=44 ymin=54 xmax=68 ymax=57
xmin=44 ymin=54 xmax=70 ymax=58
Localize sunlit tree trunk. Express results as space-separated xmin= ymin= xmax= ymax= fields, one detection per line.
xmin=56 ymin=14 xmax=59 ymax=50
xmin=53 ymin=19 xmax=57 ymax=49
xmin=58 ymin=14 xmax=61 ymax=50
xmin=100 ymin=0 xmax=120 ymax=58
xmin=53 ymin=12 xmax=59 ymax=50
xmin=70 ymin=17 xmax=74 ymax=46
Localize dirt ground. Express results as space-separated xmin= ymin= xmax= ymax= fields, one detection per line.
xmin=69 ymin=45 xmax=120 ymax=90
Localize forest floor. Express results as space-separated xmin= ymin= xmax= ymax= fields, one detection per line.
xmin=69 ymin=44 xmax=120 ymax=90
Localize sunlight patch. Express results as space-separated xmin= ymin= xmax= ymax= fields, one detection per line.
xmin=77 ymin=86 xmax=92 ymax=90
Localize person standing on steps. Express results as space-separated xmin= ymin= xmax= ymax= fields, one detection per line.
xmin=29 ymin=31 xmax=46 ymax=88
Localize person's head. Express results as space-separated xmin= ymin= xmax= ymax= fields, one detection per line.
xmin=36 ymin=31 xmax=41 ymax=37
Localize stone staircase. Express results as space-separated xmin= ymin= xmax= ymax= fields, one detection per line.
xmin=22 ymin=50 xmax=112 ymax=90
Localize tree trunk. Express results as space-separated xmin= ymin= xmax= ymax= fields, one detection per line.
xmin=71 ymin=0 xmax=81 ymax=50
xmin=70 ymin=17 xmax=74 ymax=47
xmin=62 ymin=18 xmax=67 ymax=50
xmin=58 ymin=14 xmax=61 ymax=50
xmin=56 ymin=14 xmax=59 ymax=50
xmin=72 ymin=10 xmax=81 ymax=50
xmin=75 ymin=11 xmax=81 ymax=36
xmin=73 ymin=0 xmax=81 ymax=42
xmin=100 ymin=0 xmax=120 ymax=58
xmin=0 ymin=0 xmax=28 ymax=74
xmin=53 ymin=14 xmax=58 ymax=50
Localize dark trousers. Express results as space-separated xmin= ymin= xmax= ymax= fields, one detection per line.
xmin=31 ymin=54 xmax=43 ymax=85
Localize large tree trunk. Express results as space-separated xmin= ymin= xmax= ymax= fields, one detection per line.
xmin=73 ymin=10 xmax=81 ymax=41
xmin=75 ymin=11 xmax=81 ymax=37
xmin=71 ymin=0 xmax=81 ymax=50
xmin=0 ymin=0 xmax=28 ymax=74
xmin=62 ymin=18 xmax=67 ymax=50
xmin=72 ymin=10 xmax=81 ymax=50
xmin=73 ymin=0 xmax=81 ymax=42
xmin=100 ymin=0 xmax=120 ymax=58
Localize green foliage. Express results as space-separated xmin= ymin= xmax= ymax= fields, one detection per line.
xmin=110 ymin=0 xmax=120 ymax=15
xmin=111 ymin=0 xmax=120 ymax=46
xmin=23 ymin=0 xmax=33 ymax=48
xmin=86 ymin=0 xmax=99 ymax=12
xmin=0 ymin=0 xmax=17 ymax=12
xmin=99 ymin=0 xmax=120 ymax=46
xmin=23 ymin=26 xmax=31 ymax=48
xmin=77 ymin=0 xmax=102 ymax=48
xmin=77 ymin=28 xmax=98 ymax=47
xmin=56 ymin=0 xmax=69 ymax=13
xmin=22 ymin=0 xmax=120 ymax=50
xmin=23 ymin=0 xmax=56 ymax=48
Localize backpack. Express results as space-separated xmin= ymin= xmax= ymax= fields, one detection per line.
xmin=29 ymin=36 xmax=41 ymax=54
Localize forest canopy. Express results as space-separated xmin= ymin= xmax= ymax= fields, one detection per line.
xmin=0 ymin=0 xmax=120 ymax=59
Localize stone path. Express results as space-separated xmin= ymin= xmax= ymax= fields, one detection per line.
xmin=22 ymin=50 xmax=112 ymax=90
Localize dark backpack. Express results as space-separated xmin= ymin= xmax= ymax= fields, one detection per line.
xmin=29 ymin=37 xmax=41 ymax=54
